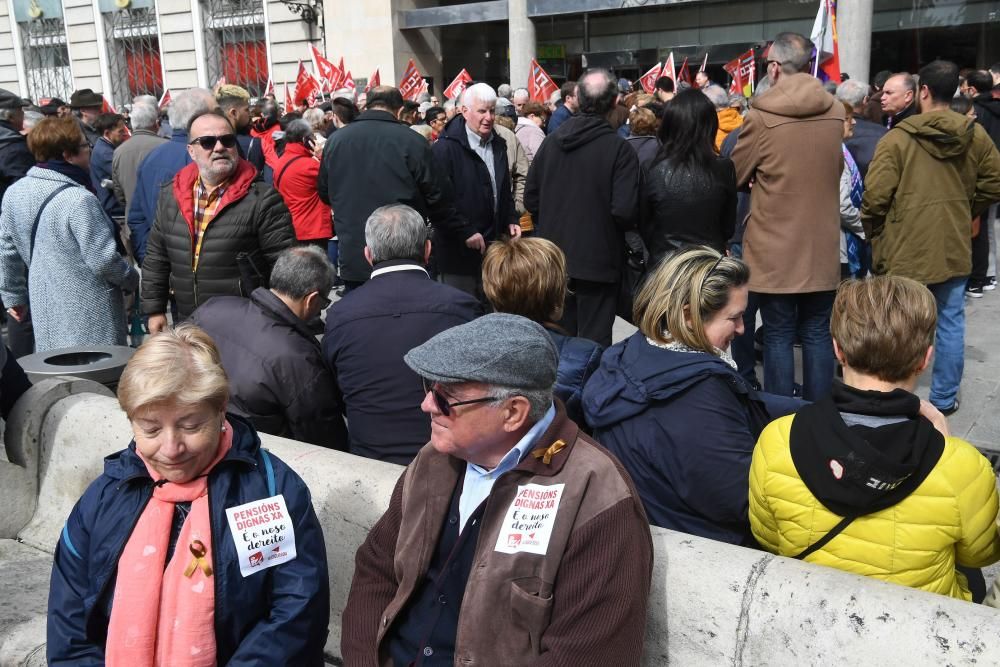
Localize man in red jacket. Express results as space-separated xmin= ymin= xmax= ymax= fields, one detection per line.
xmin=272 ymin=119 xmax=332 ymax=250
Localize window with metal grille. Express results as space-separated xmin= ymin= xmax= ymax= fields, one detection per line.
xmin=17 ymin=17 xmax=72 ymax=103
xmin=201 ymin=0 xmax=269 ymax=98
xmin=102 ymin=6 xmax=164 ymax=106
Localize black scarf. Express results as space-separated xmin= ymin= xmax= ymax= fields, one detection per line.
xmin=36 ymin=159 xmax=97 ymax=196
xmin=789 ymin=380 xmax=944 ymax=518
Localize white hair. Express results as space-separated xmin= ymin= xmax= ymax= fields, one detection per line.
xmin=130 ymin=102 xmax=160 ymax=131
xmin=462 ymin=83 xmax=497 ymax=108
xmin=133 ymin=94 xmax=157 ymax=107
xmin=702 ymin=84 xmax=730 ymax=110
xmin=302 ymin=107 xmax=325 ymax=130
xmin=512 ymin=88 xmax=529 ymax=103
xmin=168 ymin=88 xmax=216 ymax=131
xmin=836 ymin=79 xmax=870 ymax=109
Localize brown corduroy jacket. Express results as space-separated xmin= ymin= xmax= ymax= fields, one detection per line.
xmin=341 ymin=401 xmax=653 ymax=666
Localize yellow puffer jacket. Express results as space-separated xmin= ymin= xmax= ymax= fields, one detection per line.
xmin=750 ymin=414 xmax=1000 ymax=600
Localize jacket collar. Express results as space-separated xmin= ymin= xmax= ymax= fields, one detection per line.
xmin=0 ymin=120 xmax=23 ymax=142
xmin=512 ymin=399 xmax=579 ymax=477
xmin=282 ymin=142 xmax=313 ymax=159
xmin=105 ymin=413 xmax=262 ymax=484
xmin=249 ymin=287 xmax=321 ymax=349
xmin=369 ymin=259 xmax=429 ymax=279
xmin=440 ymin=114 xmax=506 ymax=154
xmin=356 ymin=109 xmax=402 ymax=124
xmin=170 ymin=128 xmax=188 ymax=143
xmin=172 ymin=158 xmax=257 ymax=233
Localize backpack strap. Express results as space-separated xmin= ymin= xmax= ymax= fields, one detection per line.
xmin=259 ymin=448 xmax=277 ymax=497
xmin=273 ymin=155 xmax=306 ymax=190
xmin=30 ymin=184 xmax=74 ymax=262
xmin=794 ymin=514 xmax=858 ymax=561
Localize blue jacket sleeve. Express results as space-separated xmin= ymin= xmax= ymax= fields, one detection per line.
xmin=227 ymin=466 xmax=330 ymax=666
xmin=47 ymin=493 xmax=105 ymax=665
xmin=127 ymin=177 xmax=150 ymax=264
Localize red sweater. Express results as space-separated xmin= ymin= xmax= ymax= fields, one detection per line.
xmin=272 ymin=143 xmax=332 ymax=241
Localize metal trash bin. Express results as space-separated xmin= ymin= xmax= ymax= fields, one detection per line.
xmin=18 ymin=345 xmax=135 ymax=392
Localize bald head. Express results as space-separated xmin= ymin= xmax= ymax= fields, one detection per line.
xmin=576 ymin=69 xmax=617 ymax=116
xmin=881 ymin=73 xmax=916 ymax=116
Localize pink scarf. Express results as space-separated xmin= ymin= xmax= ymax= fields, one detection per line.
xmin=106 ymin=420 xmax=233 ymax=666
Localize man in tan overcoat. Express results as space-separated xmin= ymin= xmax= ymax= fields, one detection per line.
xmin=731 ymin=31 xmax=844 ymax=401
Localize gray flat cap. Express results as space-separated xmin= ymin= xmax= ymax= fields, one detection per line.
xmin=405 ymin=313 xmax=558 ymax=390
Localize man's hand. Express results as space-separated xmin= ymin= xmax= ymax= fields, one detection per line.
xmin=6 ymin=305 xmax=26 ymax=323
xmin=465 ymin=233 xmax=486 ymax=254
xmin=147 ymin=313 xmax=168 ymax=335
xmin=919 ymin=400 xmax=950 ymax=438
xmin=508 ymin=224 xmax=523 ymax=240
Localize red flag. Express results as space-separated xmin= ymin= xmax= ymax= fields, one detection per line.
xmin=294 ymin=60 xmax=322 ymax=107
xmin=663 ymin=52 xmax=677 ymax=84
xmin=724 ymin=49 xmax=756 ymax=97
xmin=363 ymin=69 xmax=380 ymax=94
xmin=678 ymin=57 xmax=692 ymax=85
xmin=527 ymin=59 xmax=558 ymax=103
xmin=332 ymin=57 xmax=347 ymax=90
xmin=101 ymin=96 xmax=116 ymax=114
xmin=698 ymin=53 xmax=708 ymax=73
xmin=264 ymin=79 xmax=275 ymax=98
xmin=639 ymin=62 xmax=663 ymax=94
xmin=398 ymin=59 xmax=426 ymax=101
xmin=283 ymin=82 xmax=293 ymax=111
xmin=443 ymin=68 xmax=473 ymax=101
xmin=310 ymin=44 xmax=339 ymax=91
xmin=157 ymin=89 xmax=171 ymax=111
xmin=343 ymin=71 xmax=356 ymax=92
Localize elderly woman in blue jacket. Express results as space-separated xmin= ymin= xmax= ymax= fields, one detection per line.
xmin=583 ymin=247 xmax=799 ymax=545
xmin=47 ymin=324 xmax=329 ymax=665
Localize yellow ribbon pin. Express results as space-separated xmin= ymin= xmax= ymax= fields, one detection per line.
xmin=183 ymin=539 xmax=214 ymax=578
xmin=531 ymin=439 xmax=566 ymax=466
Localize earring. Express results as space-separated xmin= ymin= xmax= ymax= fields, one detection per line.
xmin=221 ymin=424 xmax=227 ymax=433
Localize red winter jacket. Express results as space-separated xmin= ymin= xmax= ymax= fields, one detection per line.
xmin=273 ymin=143 xmax=333 ymax=241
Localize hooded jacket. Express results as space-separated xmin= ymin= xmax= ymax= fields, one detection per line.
xmin=750 ymin=383 xmax=1000 ymax=600
xmin=47 ymin=415 xmax=330 ymax=665
xmin=861 ymin=109 xmax=1000 ymax=284
xmin=715 ymin=107 xmax=744 ymax=152
xmin=141 ymin=159 xmax=296 ymax=319
xmin=582 ymin=332 xmax=799 ymax=545
xmin=731 ymin=73 xmax=844 ymax=293
xmin=524 ymin=114 xmax=640 ymax=283
xmin=972 ymin=93 xmax=1000 ymax=150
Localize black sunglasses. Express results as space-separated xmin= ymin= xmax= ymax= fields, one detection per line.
xmin=189 ymin=134 xmax=238 ymax=150
xmin=422 ymin=378 xmax=498 ymax=417
xmin=315 ymin=292 xmax=332 ymax=311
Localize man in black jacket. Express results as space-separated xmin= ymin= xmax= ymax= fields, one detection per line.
xmin=525 ymin=68 xmax=640 ymax=347
xmin=431 ymin=83 xmax=521 ymax=298
xmin=324 ymin=204 xmax=481 ymax=464
xmin=191 ymin=245 xmax=347 ymax=449
xmin=0 ymin=89 xmax=34 ymax=208
xmin=317 ymin=86 xmax=453 ymax=292
xmin=837 ymin=79 xmax=888 ymax=179
xmin=968 ymin=70 xmax=1000 ymax=292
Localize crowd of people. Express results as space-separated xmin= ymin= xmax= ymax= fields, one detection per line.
xmin=0 ymin=27 xmax=999 ymax=664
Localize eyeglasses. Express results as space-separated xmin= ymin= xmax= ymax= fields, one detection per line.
xmin=422 ymin=378 xmax=499 ymax=417
xmin=189 ymin=134 xmax=238 ymax=150
xmin=315 ymin=292 xmax=332 ymax=311
xmin=701 ymin=255 xmax=725 ymax=291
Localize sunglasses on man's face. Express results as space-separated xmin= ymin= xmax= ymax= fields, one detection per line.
xmin=189 ymin=134 xmax=238 ymax=151
xmin=422 ymin=378 xmax=498 ymax=417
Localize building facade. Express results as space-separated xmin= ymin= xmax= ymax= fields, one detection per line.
xmin=1 ymin=0 xmax=998 ymax=104
xmin=0 ymin=0 xmax=324 ymax=106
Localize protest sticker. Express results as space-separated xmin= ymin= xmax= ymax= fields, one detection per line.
xmin=225 ymin=495 xmax=297 ymax=578
xmin=494 ymin=483 xmax=565 ymax=556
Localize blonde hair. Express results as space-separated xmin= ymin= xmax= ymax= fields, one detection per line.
xmin=831 ymin=276 xmax=937 ymax=382
xmin=482 ymin=237 xmax=566 ymax=324
xmin=634 ymin=247 xmax=750 ymax=353
xmin=117 ymin=324 xmax=229 ymax=419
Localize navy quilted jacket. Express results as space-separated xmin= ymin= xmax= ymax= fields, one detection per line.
xmin=47 ymin=414 xmax=330 ymax=665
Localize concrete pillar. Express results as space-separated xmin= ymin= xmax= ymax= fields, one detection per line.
xmin=838 ymin=0 xmax=873 ymax=84
xmin=508 ymin=0 xmax=535 ymax=89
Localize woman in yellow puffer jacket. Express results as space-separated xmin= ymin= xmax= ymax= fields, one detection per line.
xmin=749 ymin=276 xmax=1000 ymax=601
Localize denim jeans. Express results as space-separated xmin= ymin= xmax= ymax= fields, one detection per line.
xmin=757 ymin=291 xmax=836 ymax=401
xmin=927 ymin=276 xmax=967 ymax=410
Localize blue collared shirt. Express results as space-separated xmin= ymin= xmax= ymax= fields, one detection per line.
xmin=458 ymin=403 xmax=557 ymax=532
xmin=465 ymin=124 xmax=498 ymax=211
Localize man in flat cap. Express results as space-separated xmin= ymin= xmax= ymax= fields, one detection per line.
xmin=0 ymin=89 xmax=34 ymax=208
xmin=342 ymin=313 xmax=653 ymax=665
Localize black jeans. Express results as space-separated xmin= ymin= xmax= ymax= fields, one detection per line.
xmin=561 ymin=278 xmax=618 ymax=347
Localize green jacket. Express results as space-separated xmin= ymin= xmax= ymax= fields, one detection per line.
xmin=861 ymin=109 xmax=1000 ymax=284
